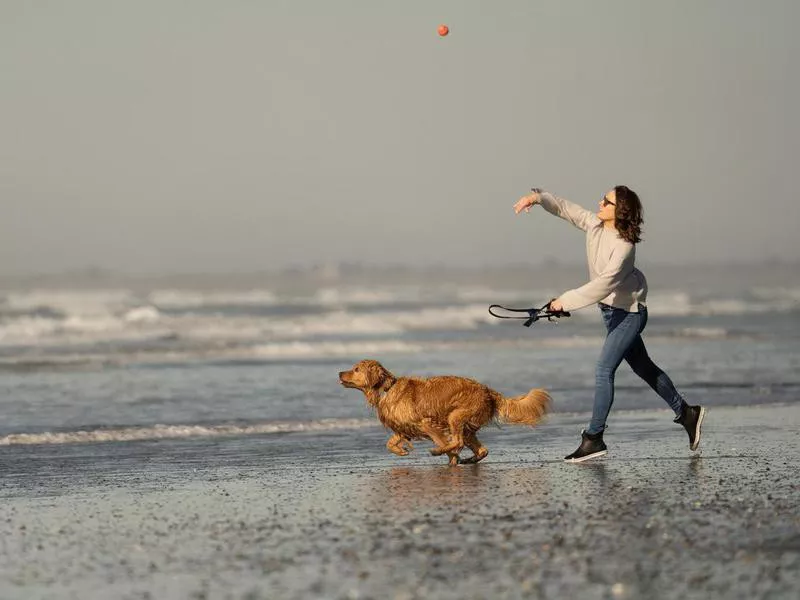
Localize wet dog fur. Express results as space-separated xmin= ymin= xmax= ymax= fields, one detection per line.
xmin=339 ymin=359 xmax=551 ymax=465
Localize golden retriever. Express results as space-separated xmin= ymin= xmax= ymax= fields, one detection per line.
xmin=339 ymin=359 xmax=551 ymax=466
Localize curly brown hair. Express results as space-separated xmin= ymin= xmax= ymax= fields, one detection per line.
xmin=613 ymin=185 xmax=643 ymax=244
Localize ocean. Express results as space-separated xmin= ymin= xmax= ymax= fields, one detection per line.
xmin=1 ymin=262 xmax=798 ymax=447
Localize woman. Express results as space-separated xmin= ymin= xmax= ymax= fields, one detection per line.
xmin=513 ymin=187 xmax=705 ymax=462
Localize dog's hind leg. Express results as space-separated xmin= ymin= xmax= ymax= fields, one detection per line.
xmin=460 ymin=430 xmax=489 ymax=464
xmin=386 ymin=433 xmax=413 ymax=456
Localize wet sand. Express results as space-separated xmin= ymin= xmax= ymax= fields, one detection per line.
xmin=1 ymin=404 xmax=799 ymax=599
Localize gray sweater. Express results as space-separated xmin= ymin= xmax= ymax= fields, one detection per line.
xmin=538 ymin=192 xmax=648 ymax=313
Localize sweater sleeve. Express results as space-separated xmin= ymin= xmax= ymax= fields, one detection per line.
xmin=558 ymin=242 xmax=635 ymax=311
xmin=537 ymin=192 xmax=601 ymax=232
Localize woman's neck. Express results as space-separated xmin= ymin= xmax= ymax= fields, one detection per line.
xmin=603 ymin=220 xmax=617 ymax=231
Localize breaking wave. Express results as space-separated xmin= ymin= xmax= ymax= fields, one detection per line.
xmin=0 ymin=284 xmax=795 ymax=368
xmin=0 ymin=418 xmax=377 ymax=446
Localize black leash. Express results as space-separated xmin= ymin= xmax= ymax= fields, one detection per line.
xmin=488 ymin=302 xmax=571 ymax=328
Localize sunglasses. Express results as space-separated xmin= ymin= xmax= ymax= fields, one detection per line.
xmin=601 ymin=196 xmax=616 ymax=207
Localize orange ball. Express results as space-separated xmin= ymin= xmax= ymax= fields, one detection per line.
xmin=438 ymin=24 xmax=449 ymax=37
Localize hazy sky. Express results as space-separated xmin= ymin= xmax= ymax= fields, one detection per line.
xmin=2 ymin=0 xmax=798 ymax=274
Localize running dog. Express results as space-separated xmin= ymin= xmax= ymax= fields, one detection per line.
xmin=338 ymin=359 xmax=551 ymax=465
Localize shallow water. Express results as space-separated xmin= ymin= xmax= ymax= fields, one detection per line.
xmin=2 ymin=266 xmax=799 ymax=442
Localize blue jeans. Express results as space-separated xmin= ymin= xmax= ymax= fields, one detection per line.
xmin=586 ymin=303 xmax=685 ymax=434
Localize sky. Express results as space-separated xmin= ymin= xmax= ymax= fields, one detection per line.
xmin=1 ymin=0 xmax=798 ymax=274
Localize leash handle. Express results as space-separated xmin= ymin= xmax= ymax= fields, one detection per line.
xmin=542 ymin=299 xmax=572 ymax=321
xmin=488 ymin=302 xmax=570 ymax=327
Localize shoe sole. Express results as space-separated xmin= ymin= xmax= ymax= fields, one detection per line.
xmin=690 ymin=407 xmax=706 ymax=451
xmin=564 ymin=449 xmax=608 ymax=463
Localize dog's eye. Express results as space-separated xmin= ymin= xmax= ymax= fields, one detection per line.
xmin=354 ymin=367 xmax=360 ymax=372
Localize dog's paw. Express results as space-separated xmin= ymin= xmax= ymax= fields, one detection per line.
xmin=429 ymin=447 xmax=445 ymax=456
xmin=460 ymin=448 xmax=489 ymax=464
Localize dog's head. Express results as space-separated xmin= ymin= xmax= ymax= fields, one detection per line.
xmin=339 ymin=359 xmax=396 ymax=394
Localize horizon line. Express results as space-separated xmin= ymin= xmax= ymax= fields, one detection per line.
xmin=1 ymin=257 xmax=799 ymax=281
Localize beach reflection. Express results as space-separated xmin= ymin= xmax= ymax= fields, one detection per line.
xmin=576 ymin=461 xmax=608 ymax=488
xmin=360 ymin=464 xmax=553 ymax=514
xmin=687 ymin=454 xmax=704 ymax=478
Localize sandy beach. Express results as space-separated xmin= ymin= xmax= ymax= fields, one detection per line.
xmin=1 ymin=403 xmax=798 ymax=600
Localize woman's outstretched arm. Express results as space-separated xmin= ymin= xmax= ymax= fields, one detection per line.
xmin=514 ymin=189 xmax=600 ymax=232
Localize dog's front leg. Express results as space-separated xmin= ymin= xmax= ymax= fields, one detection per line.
xmin=386 ymin=433 xmax=413 ymax=456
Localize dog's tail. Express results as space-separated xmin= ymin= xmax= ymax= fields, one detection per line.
xmin=494 ymin=388 xmax=551 ymax=426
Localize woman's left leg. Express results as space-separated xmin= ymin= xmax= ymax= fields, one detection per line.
xmin=622 ymin=305 xmax=685 ymax=416
xmin=624 ymin=306 xmax=706 ymax=450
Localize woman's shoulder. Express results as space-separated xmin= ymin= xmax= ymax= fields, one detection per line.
xmin=585 ymin=218 xmax=604 ymax=233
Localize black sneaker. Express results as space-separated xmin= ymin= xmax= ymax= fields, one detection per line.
xmin=674 ymin=404 xmax=706 ymax=451
xmin=564 ymin=430 xmax=607 ymax=463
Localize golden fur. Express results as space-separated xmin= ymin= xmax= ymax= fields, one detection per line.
xmin=339 ymin=359 xmax=551 ymax=466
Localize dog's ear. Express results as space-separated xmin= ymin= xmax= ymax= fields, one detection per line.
xmin=376 ymin=364 xmax=397 ymax=393
xmin=363 ymin=360 xmax=395 ymax=391
xmin=363 ymin=361 xmax=383 ymax=389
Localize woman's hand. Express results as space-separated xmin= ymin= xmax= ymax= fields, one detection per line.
xmin=513 ymin=190 xmax=541 ymax=214
xmin=549 ymin=298 xmax=564 ymax=312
